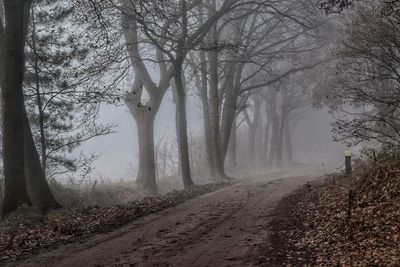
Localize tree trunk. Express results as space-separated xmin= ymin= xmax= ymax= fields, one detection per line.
xmin=220 ymin=64 xmax=243 ymax=163
xmin=219 ymin=18 xmax=243 ymax=164
xmin=245 ymin=95 xmax=262 ymax=167
xmin=248 ymin=125 xmax=256 ymax=165
xmin=206 ymin=1 xmax=225 ymax=179
xmin=24 ymin=1 xmax=59 ymax=212
xmin=125 ymin=76 xmax=161 ymax=195
xmin=174 ymin=66 xmax=194 ymax=189
xmin=284 ymin=118 xmax=293 ymax=165
xmin=135 ymin=111 xmax=158 ymax=195
xmin=227 ymin=117 xmax=238 ymax=169
xmin=220 ymin=90 xmax=238 ymax=163
xmin=2 ymin=0 xmax=31 ymax=216
xmin=276 ymin=115 xmax=285 ymax=167
xmin=208 ymin=48 xmax=225 ymax=179
xmin=2 ymin=0 xmax=60 ymax=217
xmin=199 ymin=50 xmax=215 ymax=178
xmin=196 ymin=4 xmax=215 ymax=178
xmin=263 ymin=116 xmax=270 ymax=164
xmin=276 ymin=91 xmax=289 ymax=167
xmin=268 ymin=90 xmax=279 ymax=166
xmin=23 ymin=107 xmax=61 ymax=213
xmin=30 ymin=12 xmax=47 ymax=173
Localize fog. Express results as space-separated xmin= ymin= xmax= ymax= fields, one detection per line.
xmin=2 ymin=0 xmax=373 ymax=213
xmin=56 ymin=0 xmax=348 ymax=185
xmin=80 ymin=92 xmax=205 ymax=180
xmin=3 ymin=1 xmax=400 ymax=265
xmin=79 ymin=98 xmax=344 ymax=181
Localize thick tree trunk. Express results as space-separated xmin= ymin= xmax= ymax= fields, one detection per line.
xmin=23 ymin=107 xmax=61 ymax=213
xmin=205 ymin=3 xmax=225 ymax=179
xmin=125 ymin=76 xmax=160 ymax=195
xmin=135 ymin=112 xmax=158 ymax=195
xmin=2 ymin=0 xmax=59 ymax=217
xmin=208 ymin=48 xmax=225 ymax=179
xmin=2 ymin=0 xmax=31 ymax=216
xmin=174 ymin=67 xmax=194 ymax=189
xmin=123 ymin=8 xmax=172 ymax=193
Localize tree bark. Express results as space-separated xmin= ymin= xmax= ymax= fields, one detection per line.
xmin=276 ymin=91 xmax=290 ymax=167
xmin=125 ymin=78 xmax=159 ymax=195
xmin=2 ymin=0 xmax=31 ymax=216
xmin=248 ymin=125 xmax=256 ymax=165
xmin=284 ymin=118 xmax=293 ymax=165
xmin=30 ymin=10 xmax=47 ymax=173
xmin=276 ymin=115 xmax=285 ymax=167
xmin=199 ymin=50 xmax=216 ymax=178
xmin=23 ymin=107 xmax=61 ymax=213
xmin=2 ymin=0 xmax=60 ymax=217
xmin=220 ymin=67 xmax=244 ymax=164
xmin=196 ymin=4 xmax=216 ymax=178
xmin=135 ymin=111 xmax=158 ymax=195
xmin=208 ymin=48 xmax=225 ymax=179
xmin=268 ymin=90 xmax=279 ymax=166
xmin=249 ymin=96 xmax=262 ymax=166
xmin=226 ymin=116 xmax=238 ymax=169
xmin=174 ymin=66 xmax=194 ymax=189
xmin=263 ymin=113 xmax=270 ymax=164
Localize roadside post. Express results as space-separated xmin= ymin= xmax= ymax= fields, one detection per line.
xmin=345 ymin=149 xmax=352 ymax=175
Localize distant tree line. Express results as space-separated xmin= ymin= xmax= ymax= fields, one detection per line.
xmin=0 ymin=0 xmax=330 ymax=216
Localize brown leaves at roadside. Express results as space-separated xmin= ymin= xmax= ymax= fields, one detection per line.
xmin=0 ymin=183 xmax=226 ymax=263
xmin=284 ymin=162 xmax=400 ymax=266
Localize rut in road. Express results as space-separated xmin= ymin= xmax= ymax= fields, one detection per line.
xmin=17 ymin=167 xmax=324 ymax=267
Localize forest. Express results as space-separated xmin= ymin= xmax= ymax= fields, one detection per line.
xmin=0 ymin=0 xmax=400 ymax=266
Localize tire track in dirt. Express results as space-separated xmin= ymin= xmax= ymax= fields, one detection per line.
xmin=15 ymin=166 xmax=325 ymax=267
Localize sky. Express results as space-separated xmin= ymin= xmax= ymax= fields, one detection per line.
xmin=79 ymin=91 xmax=204 ymax=181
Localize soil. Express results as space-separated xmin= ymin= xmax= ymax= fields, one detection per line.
xmin=13 ymin=166 xmax=325 ymax=267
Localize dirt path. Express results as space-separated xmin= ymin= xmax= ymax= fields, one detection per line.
xmin=16 ymin=167 xmax=324 ymax=267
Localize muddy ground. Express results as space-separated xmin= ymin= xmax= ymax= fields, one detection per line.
xmin=13 ymin=166 xmax=325 ymax=267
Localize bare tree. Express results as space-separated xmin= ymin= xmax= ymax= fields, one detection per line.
xmin=119 ymin=0 xmax=249 ymax=188
xmin=319 ymin=3 xmax=400 ymax=147
xmin=122 ymin=0 xmax=174 ymax=194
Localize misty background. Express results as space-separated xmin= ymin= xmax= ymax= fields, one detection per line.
xmin=81 ymin=97 xmax=344 ymax=181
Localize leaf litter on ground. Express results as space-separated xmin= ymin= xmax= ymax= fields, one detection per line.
xmin=0 ymin=183 xmax=228 ymax=264
xmin=262 ymin=152 xmax=400 ymax=266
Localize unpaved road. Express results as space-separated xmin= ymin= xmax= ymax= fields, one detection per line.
xmin=16 ymin=167 xmax=325 ymax=267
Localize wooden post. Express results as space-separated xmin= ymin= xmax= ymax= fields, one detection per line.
xmin=345 ymin=149 xmax=352 ymax=175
